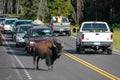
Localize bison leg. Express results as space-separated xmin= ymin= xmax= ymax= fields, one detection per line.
xmin=45 ymin=56 xmax=52 ymax=70
xmin=50 ymin=60 xmax=55 ymax=71
xmin=33 ymin=49 xmax=37 ymax=70
xmin=36 ymin=56 xmax=40 ymax=70
xmin=33 ymin=55 xmax=37 ymax=70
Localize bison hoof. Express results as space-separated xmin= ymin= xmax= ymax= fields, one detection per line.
xmin=48 ymin=67 xmax=53 ymax=71
xmin=34 ymin=67 xmax=39 ymax=70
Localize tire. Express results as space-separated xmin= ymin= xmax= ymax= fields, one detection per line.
xmin=16 ymin=43 xmax=19 ymax=47
xmin=76 ymin=41 xmax=80 ymax=52
xmin=76 ymin=41 xmax=84 ymax=54
xmin=107 ymin=49 xmax=112 ymax=55
xmin=79 ymin=47 xmax=84 ymax=54
xmin=0 ymin=40 xmax=3 ymax=46
xmin=66 ymin=31 xmax=71 ymax=36
xmin=76 ymin=46 xmax=80 ymax=52
xmin=76 ymin=45 xmax=84 ymax=54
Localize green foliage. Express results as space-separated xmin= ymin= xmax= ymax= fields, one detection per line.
xmin=47 ymin=0 xmax=71 ymax=17
xmin=21 ymin=0 xmax=38 ymax=19
xmin=112 ymin=27 xmax=120 ymax=50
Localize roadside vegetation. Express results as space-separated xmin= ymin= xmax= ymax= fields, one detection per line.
xmin=112 ymin=25 xmax=120 ymax=51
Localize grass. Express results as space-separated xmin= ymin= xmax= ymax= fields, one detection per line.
xmin=113 ymin=28 xmax=120 ymax=50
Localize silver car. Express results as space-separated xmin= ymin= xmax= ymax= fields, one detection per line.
xmin=14 ymin=24 xmax=32 ymax=47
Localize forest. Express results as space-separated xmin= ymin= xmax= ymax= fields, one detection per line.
xmin=0 ymin=0 xmax=120 ymax=24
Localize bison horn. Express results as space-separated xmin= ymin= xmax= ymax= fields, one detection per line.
xmin=62 ymin=42 xmax=64 ymax=47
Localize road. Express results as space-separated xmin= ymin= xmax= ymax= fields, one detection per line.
xmin=0 ymin=34 xmax=120 ymax=80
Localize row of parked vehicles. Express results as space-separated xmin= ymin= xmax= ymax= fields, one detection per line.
xmin=0 ymin=14 xmax=72 ymax=55
xmin=14 ymin=24 xmax=54 ymax=55
xmin=0 ymin=14 xmax=114 ymax=55
xmin=0 ymin=14 xmax=57 ymax=55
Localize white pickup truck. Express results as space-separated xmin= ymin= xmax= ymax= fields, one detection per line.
xmin=76 ymin=21 xmax=113 ymax=54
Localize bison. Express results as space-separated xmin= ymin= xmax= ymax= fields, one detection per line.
xmin=33 ymin=39 xmax=64 ymax=71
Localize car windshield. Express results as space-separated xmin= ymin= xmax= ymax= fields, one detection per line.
xmin=0 ymin=19 xmax=5 ymax=23
xmin=0 ymin=14 xmax=8 ymax=18
xmin=5 ymin=20 xmax=16 ymax=25
xmin=82 ymin=23 xmax=108 ymax=32
xmin=17 ymin=26 xmax=28 ymax=33
xmin=16 ymin=21 xmax=32 ymax=26
xmin=30 ymin=29 xmax=53 ymax=37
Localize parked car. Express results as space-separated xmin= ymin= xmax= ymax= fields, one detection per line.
xmin=13 ymin=24 xmax=32 ymax=47
xmin=24 ymin=25 xmax=54 ymax=55
xmin=0 ymin=14 xmax=9 ymax=18
xmin=50 ymin=16 xmax=71 ymax=36
xmin=3 ymin=18 xmax=18 ymax=33
xmin=11 ymin=19 xmax=33 ymax=39
xmin=0 ymin=18 xmax=5 ymax=32
xmin=76 ymin=21 xmax=113 ymax=54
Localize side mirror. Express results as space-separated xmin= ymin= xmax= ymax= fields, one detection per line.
xmin=73 ymin=28 xmax=76 ymax=33
xmin=110 ymin=28 xmax=114 ymax=33
xmin=23 ymin=34 xmax=28 ymax=39
xmin=1 ymin=23 xmax=4 ymax=25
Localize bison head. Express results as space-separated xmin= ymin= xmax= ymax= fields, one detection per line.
xmin=53 ymin=41 xmax=64 ymax=58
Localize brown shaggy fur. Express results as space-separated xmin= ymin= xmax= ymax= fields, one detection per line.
xmin=33 ymin=39 xmax=63 ymax=70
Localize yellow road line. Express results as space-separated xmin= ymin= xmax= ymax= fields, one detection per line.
xmin=64 ymin=52 xmax=120 ymax=80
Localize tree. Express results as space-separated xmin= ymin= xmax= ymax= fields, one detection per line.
xmin=21 ymin=0 xmax=37 ymax=19
xmin=47 ymin=0 xmax=71 ymax=17
xmin=37 ymin=0 xmax=48 ymax=21
xmin=71 ymin=0 xmax=85 ymax=25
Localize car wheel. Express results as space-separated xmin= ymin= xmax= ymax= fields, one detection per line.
xmin=16 ymin=43 xmax=19 ymax=47
xmin=0 ymin=40 xmax=3 ymax=46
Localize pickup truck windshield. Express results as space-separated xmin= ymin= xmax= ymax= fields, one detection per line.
xmin=82 ymin=23 xmax=108 ymax=32
xmin=62 ymin=17 xmax=69 ymax=23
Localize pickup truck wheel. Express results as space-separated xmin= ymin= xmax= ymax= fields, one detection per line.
xmin=79 ymin=48 xmax=84 ymax=54
xmin=76 ymin=46 xmax=84 ymax=54
xmin=67 ymin=32 xmax=71 ymax=36
xmin=76 ymin=46 xmax=80 ymax=52
xmin=107 ymin=49 xmax=112 ymax=55
xmin=66 ymin=31 xmax=71 ymax=36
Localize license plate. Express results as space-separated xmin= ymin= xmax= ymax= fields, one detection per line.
xmin=94 ymin=42 xmax=101 ymax=45
xmin=60 ymin=29 xmax=64 ymax=31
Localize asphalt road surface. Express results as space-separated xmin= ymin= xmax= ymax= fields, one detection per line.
xmin=0 ymin=34 xmax=120 ymax=80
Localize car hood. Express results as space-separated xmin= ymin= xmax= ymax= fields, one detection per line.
xmin=29 ymin=37 xmax=54 ymax=43
xmin=4 ymin=24 xmax=13 ymax=27
xmin=16 ymin=33 xmax=26 ymax=38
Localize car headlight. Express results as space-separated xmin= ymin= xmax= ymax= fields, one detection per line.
xmin=29 ymin=41 xmax=36 ymax=46
xmin=16 ymin=36 xmax=24 ymax=42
